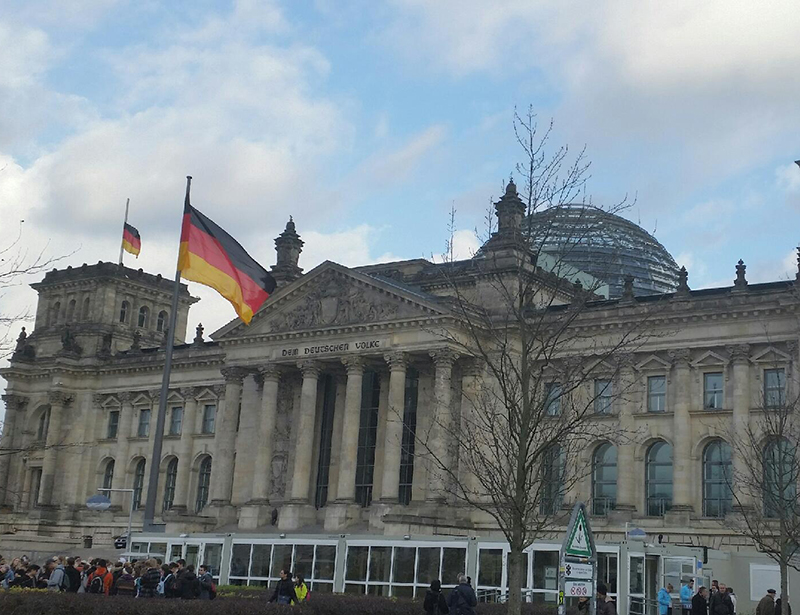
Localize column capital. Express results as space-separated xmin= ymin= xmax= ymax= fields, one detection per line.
xmin=430 ymin=348 xmax=459 ymax=369
xmin=1 ymin=394 xmax=27 ymax=411
xmin=460 ymin=357 xmax=485 ymax=378
xmin=221 ymin=366 xmax=249 ymax=384
xmin=726 ymin=344 xmax=751 ymax=365
xmin=257 ymin=364 xmax=283 ymax=384
xmin=298 ymin=359 xmax=323 ymax=378
xmin=384 ymin=351 xmax=408 ymax=371
xmin=341 ymin=356 xmax=364 ymax=374
xmin=47 ymin=390 xmax=73 ymax=407
xmin=179 ymin=386 xmax=202 ymax=400
xmin=668 ymin=349 xmax=691 ymax=368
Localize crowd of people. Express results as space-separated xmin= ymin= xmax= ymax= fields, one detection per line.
xmin=422 ymin=574 xmax=479 ymax=615
xmin=0 ymin=554 xmax=215 ymax=599
xmin=660 ymin=578 xmax=791 ymax=615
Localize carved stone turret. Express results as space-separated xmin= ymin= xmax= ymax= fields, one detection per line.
xmin=675 ymin=266 xmax=690 ymax=298
xmin=270 ymin=217 xmax=304 ymax=286
xmin=733 ymin=259 xmax=748 ymax=290
xmin=494 ymin=178 xmax=526 ymax=238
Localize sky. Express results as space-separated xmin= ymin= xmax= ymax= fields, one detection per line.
xmin=3 ymin=0 xmax=800 ymax=353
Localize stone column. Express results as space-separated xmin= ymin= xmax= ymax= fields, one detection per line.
xmin=323 ymin=357 xmax=364 ymax=531
xmin=40 ymin=390 xmax=73 ymax=506
xmin=289 ymin=361 xmax=321 ymax=502
xmin=729 ymin=344 xmax=753 ymax=509
xmin=240 ymin=365 xmax=281 ymax=529
xmin=614 ymin=358 xmax=636 ymax=515
xmin=379 ymin=352 xmax=407 ymax=502
xmin=211 ymin=367 xmax=247 ymax=507
xmin=670 ymin=349 xmax=693 ymax=513
xmin=171 ymin=388 xmax=198 ymax=513
xmin=459 ymin=359 xmax=483 ymax=501
xmin=336 ymin=357 xmax=364 ymax=502
xmin=427 ymin=349 xmax=458 ymax=500
xmin=111 ymin=392 xmax=135 ymax=508
xmin=0 ymin=394 xmax=26 ymax=507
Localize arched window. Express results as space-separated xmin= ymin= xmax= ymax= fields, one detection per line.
xmin=51 ymin=301 xmax=61 ymax=325
xmin=540 ymin=445 xmax=565 ymax=515
xmin=764 ymin=438 xmax=796 ymax=519
xmin=157 ymin=311 xmax=168 ymax=333
xmin=132 ymin=459 xmax=146 ymax=510
xmin=646 ymin=441 xmax=673 ymax=516
xmin=138 ymin=306 xmax=150 ymax=328
xmin=119 ymin=301 xmax=129 ymax=323
xmin=196 ymin=456 xmax=212 ymax=512
xmin=82 ymin=297 xmax=91 ymax=321
xmin=37 ymin=409 xmax=50 ymax=441
xmin=592 ymin=443 xmax=617 ymax=516
xmin=103 ymin=460 xmax=115 ymax=490
xmin=66 ymin=299 xmax=76 ymax=322
xmin=703 ymin=440 xmax=732 ymax=517
xmin=163 ymin=458 xmax=178 ymax=511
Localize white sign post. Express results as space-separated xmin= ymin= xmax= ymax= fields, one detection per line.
xmin=558 ymin=503 xmax=597 ymax=615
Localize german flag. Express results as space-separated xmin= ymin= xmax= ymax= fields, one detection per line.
xmin=122 ymin=223 xmax=141 ymax=257
xmin=178 ymin=195 xmax=276 ymax=325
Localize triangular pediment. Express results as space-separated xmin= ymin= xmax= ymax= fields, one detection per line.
xmin=751 ymin=346 xmax=792 ymax=364
xmin=636 ymin=354 xmax=671 ymax=371
xmin=692 ymin=350 xmax=729 ymax=368
xmin=213 ymin=261 xmax=450 ymax=339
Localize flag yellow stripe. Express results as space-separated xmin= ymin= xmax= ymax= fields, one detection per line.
xmin=121 ymin=239 xmax=140 ymax=256
xmin=178 ymin=242 xmax=254 ymax=324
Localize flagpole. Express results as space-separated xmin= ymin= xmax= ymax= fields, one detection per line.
xmin=118 ymin=198 xmax=130 ymax=266
xmin=143 ymin=176 xmax=191 ymax=532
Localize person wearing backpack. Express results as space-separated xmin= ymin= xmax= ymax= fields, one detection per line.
xmin=64 ymin=557 xmax=81 ymax=593
xmin=86 ymin=559 xmax=113 ymax=596
xmin=162 ymin=562 xmax=180 ymax=598
xmin=46 ymin=559 xmax=69 ymax=592
xmin=114 ymin=564 xmax=137 ymax=597
xmin=447 ymin=573 xmax=477 ymax=615
xmin=198 ymin=564 xmax=216 ymax=600
xmin=424 ymin=579 xmax=450 ymax=614
xmin=294 ymin=574 xmax=309 ymax=603
xmin=268 ymin=568 xmax=299 ymax=605
xmin=178 ymin=564 xmax=201 ymax=599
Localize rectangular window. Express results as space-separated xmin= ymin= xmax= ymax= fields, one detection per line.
xmin=30 ymin=468 xmax=42 ymax=507
xmin=703 ymin=372 xmax=724 ymax=409
xmin=544 ymin=382 xmax=562 ymax=416
xmin=169 ymin=406 xmax=183 ymax=436
xmin=594 ymin=379 xmax=613 ymax=414
xmin=107 ymin=410 xmax=120 ymax=439
xmin=137 ymin=409 xmax=151 ymax=437
xmin=202 ymin=404 xmax=216 ymax=434
xmin=355 ymin=370 xmax=381 ymax=507
xmin=315 ymin=375 xmax=337 ymax=509
xmin=647 ymin=376 xmax=666 ymax=412
xmin=764 ymin=369 xmax=786 ymax=408
xmin=399 ymin=368 xmax=420 ymax=505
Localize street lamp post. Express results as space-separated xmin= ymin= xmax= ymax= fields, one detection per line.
xmin=88 ymin=488 xmax=135 ymax=550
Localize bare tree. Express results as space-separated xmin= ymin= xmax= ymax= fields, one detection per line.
xmin=729 ymin=357 xmax=800 ymax=615
xmin=415 ymin=106 xmax=663 ymax=615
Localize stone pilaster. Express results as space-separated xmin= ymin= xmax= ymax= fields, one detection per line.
xmin=0 ymin=394 xmax=27 ymax=507
xmin=171 ymin=387 xmax=198 ymax=513
xmin=324 ymin=357 xmax=364 ymax=531
xmin=111 ymin=392 xmax=135 ymax=508
xmin=728 ymin=344 xmax=753 ymax=510
xmin=669 ymin=349 xmax=693 ymax=516
xmin=460 ymin=359 xmax=483 ymax=501
xmin=210 ymin=367 xmax=247 ymax=509
xmin=427 ymin=349 xmax=458 ymax=501
xmin=40 ymin=390 xmax=73 ymax=506
xmin=240 ymin=365 xmax=281 ymax=529
xmin=613 ymin=357 xmax=636 ymax=516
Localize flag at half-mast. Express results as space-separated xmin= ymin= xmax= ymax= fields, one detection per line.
xmin=122 ymin=223 xmax=141 ymax=257
xmin=178 ymin=193 xmax=276 ymax=324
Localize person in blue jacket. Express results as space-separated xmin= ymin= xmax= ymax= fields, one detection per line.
xmin=659 ymin=584 xmax=675 ymax=615
xmin=681 ymin=579 xmax=695 ymax=614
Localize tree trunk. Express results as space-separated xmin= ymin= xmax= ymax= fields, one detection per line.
xmin=508 ymin=547 xmax=524 ymax=615
xmin=780 ymin=559 xmax=789 ymax=615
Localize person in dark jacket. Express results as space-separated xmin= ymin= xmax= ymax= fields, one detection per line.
xmin=138 ymin=560 xmax=161 ymax=598
xmin=424 ymin=579 xmax=450 ymax=614
xmin=597 ymin=582 xmax=618 ymax=615
xmin=709 ymin=583 xmax=734 ymax=615
xmin=448 ymin=573 xmax=478 ymax=615
xmin=198 ymin=565 xmax=214 ymax=600
xmin=269 ymin=569 xmax=299 ymax=605
xmin=64 ymin=558 xmax=81 ymax=593
xmin=9 ymin=565 xmax=37 ymax=589
xmin=693 ymin=587 xmax=709 ymax=615
xmin=177 ymin=564 xmax=200 ymax=599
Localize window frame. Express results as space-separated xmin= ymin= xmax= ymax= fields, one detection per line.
xmin=107 ymin=409 xmax=120 ymax=439
xmin=647 ymin=375 xmax=667 ymax=413
xmin=168 ymin=405 xmax=183 ymax=436
xmin=137 ymin=408 xmax=151 ymax=438
xmin=645 ymin=441 xmax=673 ymax=516
xmin=201 ymin=404 xmax=216 ymax=434
xmin=137 ymin=305 xmax=150 ymax=328
xmin=132 ymin=459 xmax=146 ymax=510
xmin=702 ymin=440 xmax=732 ymax=518
xmin=102 ymin=459 xmax=115 ymax=491
xmin=594 ymin=379 xmax=613 ymax=415
xmin=156 ymin=310 xmax=168 ymax=333
xmin=764 ymin=368 xmax=786 ymax=409
xmin=703 ymin=372 xmax=724 ymax=410
xmin=592 ymin=443 xmax=617 ymax=515
xmin=163 ymin=458 xmax=178 ymax=511
xmin=544 ymin=382 xmax=563 ymax=417
xmin=196 ymin=456 xmax=212 ymax=512
xmin=119 ymin=300 xmax=129 ymax=323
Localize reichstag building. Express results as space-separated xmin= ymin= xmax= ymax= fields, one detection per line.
xmin=1 ymin=182 xmax=796 ymax=609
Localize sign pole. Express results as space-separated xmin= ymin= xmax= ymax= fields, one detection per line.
xmin=559 ymin=502 xmax=598 ymax=615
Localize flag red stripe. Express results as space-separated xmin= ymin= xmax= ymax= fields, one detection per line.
xmin=181 ymin=219 xmax=270 ymax=311
xmin=122 ymin=229 xmax=141 ymax=249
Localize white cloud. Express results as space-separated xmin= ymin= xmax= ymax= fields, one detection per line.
xmin=776 ymin=163 xmax=800 ymax=194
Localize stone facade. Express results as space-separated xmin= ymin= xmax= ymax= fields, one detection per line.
xmin=1 ymin=191 xmax=799 ymax=556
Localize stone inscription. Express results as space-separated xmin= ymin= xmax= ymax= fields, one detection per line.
xmin=280 ymin=340 xmax=382 ymax=357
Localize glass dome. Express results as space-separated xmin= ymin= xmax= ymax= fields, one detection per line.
xmin=526 ymin=205 xmax=680 ymax=298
